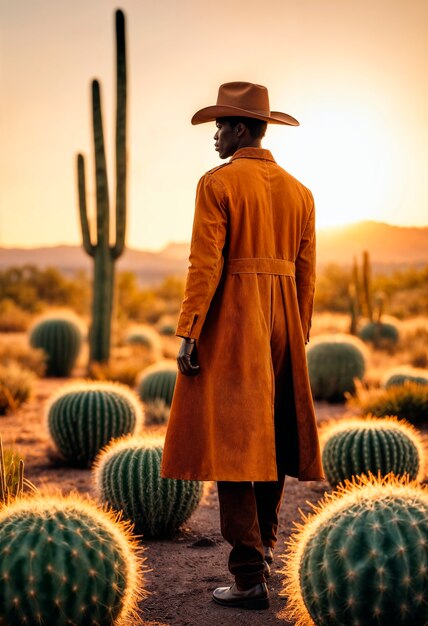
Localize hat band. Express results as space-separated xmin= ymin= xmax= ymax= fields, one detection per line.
xmin=217 ymin=105 xmax=271 ymax=117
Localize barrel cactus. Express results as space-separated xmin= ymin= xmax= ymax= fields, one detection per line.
xmin=125 ymin=325 xmax=162 ymax=353
xmin=306 ymin=335 xmax=366 ymax=402
xmin=383 ymin=367 xmax=428 ymax=389
xmin=282 ymin=476 xmax=428 ymax=626
xmin=137 ymin=360 xmax=177 ymax=407
xmin=359 ymin=320 xmax=399 ymax=348
xmin=0 ymin=494 xmax=143 ymax=625
xmin=29 ymin=317 xmax=83 ymax=377
xmin=94 ymin=436 xmax=203 ymax=538
xmin=321 ymin=416 xmax=424 ymax=487
xmin=46 ymin=381 xmax=143 ymax=467
xmin=158 ymin=323 xmax=176 ymax=336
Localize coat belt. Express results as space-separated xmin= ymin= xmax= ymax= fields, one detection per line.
xmin=223 ymin=257 xmax=295 ymax=276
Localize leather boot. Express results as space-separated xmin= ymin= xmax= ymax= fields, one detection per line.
xmin=263 ymin=559 xmax=271 ymax=577
xmin=264 ymin=546 xmax=274 ymax=564
xmin=212 ymin=582 xmax=269 ymax=610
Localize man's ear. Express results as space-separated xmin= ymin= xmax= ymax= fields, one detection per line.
xmin=236 ymin=123 xmax=247 ymax=137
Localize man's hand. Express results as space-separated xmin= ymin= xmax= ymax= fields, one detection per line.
xmin=177 ymin=338 xmax=200 ymax=376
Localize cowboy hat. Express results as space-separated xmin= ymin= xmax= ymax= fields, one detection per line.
xmin=191 ymin=81 xmax=299 ymax=126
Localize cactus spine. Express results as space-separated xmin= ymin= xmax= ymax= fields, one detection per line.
xmin=321 ymin=417 xmax=424 ymax=487
xmin=46 ymin=381 xmax=143 ymax=467
xmin=95 ymin=436 xmax=203 ymax=538
xmin=29 ymin=317 xmax=82 ymax=376
xmin=282 ymin=476 xmax=428 ymax=626
xmin=77 ymin=9 xmax=127 ymax=365
xmin=0 ymin=495 xmax=143 ymax=625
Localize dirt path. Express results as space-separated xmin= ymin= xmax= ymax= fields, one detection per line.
xmin=1 ymin=377 xmax=347 ymax=625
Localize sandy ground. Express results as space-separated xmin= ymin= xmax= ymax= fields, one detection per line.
xmin=0 ymin=373 xmax=357 ymax=626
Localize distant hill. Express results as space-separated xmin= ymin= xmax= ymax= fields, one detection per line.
xmin=0 ymin=243 xmax=190 ymax=286
xmin=317 ymin=221 xmax=428 ymax=269
xmin=1 ymin=222 xmax=427 ymax=285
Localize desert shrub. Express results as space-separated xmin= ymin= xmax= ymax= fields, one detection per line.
xmin=46 ymin=381 xmax=143 ymax=467
xmin=401 ymin=322 xmax=428 ymax=368
xmin=143 ymin=398 xmax=170 ymax=425
xmin=0 ymin=299 xmax=33 ymax=332
xmin=115 ymin=274 xmax=185 ymax=325
xmin=282 ymin=476 xmax=428 ymax=626
xmin=88 ymin=361 xmax=142 ymax=388
xmin=137 ymin=360 xmax=177 ymax=407
xmin=320 ymin=416 xmax=424 ymax=487
xmin=94 ymin=436 xmax=203 ymax=538
xmin=116 ymin=272 xmax=166 ymax=324
xmin=351 ymin=381 xmax=428 ymax=424
xmin=0 ymin=494 xmax=144 ymax=624
xmin=0 ymin=265 xmax=90 ymax=315
xmin=0 ymin=342 xmax=47 ymax=377
xmin=29 ymin=316 xmax=83 ymax=377
xmin=306 ymin=335 xmax=366 ymax=402
xmin=359 ymin=320 xmax=399 ymax=349
xmin=373 ymin=265 xmax=428 ymax=318
xmin=0 ymin=362 xmax=34 ymax=415
xmin=410 ymin=349 xmax=428 ymax=369
xmin=314 ymin=264 xmax=352 ymax=313
xmin=382 ymin=366 xmax=428 ymax=389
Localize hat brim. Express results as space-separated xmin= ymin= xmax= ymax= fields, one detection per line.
xmin=191 ymin=105 xmax=299 ymax=126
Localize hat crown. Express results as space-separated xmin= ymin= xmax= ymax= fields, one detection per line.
xmin=216 ymin=82 xmax=270 ymax=115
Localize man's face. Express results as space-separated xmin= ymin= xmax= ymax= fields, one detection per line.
xmin=214 ymin=119 xmax=239 ymax=159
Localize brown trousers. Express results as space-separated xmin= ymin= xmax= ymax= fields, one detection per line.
xmin=217 ymin=477 xmax=286 ymax=589
xmin=216 ymin=332 xmax=290 ymax=590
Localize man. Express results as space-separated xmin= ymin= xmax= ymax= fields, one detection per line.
xmin=161 ymin=81 xmax=324 ymax=610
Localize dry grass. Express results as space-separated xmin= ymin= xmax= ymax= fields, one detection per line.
xmin=0 ymin=299 xmax=33 ymax=332
xmin=0 ymin=341 xmax=47 ymax=377
xmin=0 ymin=362 xmax=35 ymax=415
xmin=143 ymin=398 xmax=170 ymax=426
xmin=348 ymin=380 xmax=428 ymax=424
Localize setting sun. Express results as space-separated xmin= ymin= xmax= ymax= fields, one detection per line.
xmin=267 ymin=95 xmax=406 ymax=228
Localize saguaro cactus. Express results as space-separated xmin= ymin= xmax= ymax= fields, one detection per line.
xmin=348 ymin=256 xmax=360 ymax=335
xmin=362 ymin=249 xmax=373 ymax=321
xmin=77 ymin=9 xmax=127 ymax=364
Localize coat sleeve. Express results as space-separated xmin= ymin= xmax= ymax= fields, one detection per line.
xmin=295 ymin=194 xmax=316 ymax=344
xmin=175 ymin=174 xmax=228 ymax=340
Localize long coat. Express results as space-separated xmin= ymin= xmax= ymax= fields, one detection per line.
xmin=161 ymin=147 xmax=324 ymax=482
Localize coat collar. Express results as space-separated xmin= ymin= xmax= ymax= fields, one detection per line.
xmin=230 ymin=147 xmax=276 ymax=163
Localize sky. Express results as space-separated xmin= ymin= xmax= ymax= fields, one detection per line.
xmin=0 ymin=0 xmax=427 ymax=251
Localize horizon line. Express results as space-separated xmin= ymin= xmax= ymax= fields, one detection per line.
xmin=1 ymin=219 xmax=427 ymax=253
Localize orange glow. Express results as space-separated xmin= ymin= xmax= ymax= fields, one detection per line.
xmin=1 ymin=0 xmax=427 ymax=250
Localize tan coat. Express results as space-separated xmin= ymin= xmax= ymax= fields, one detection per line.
xmin=161 ymin=147 xmax=324 ymax=482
